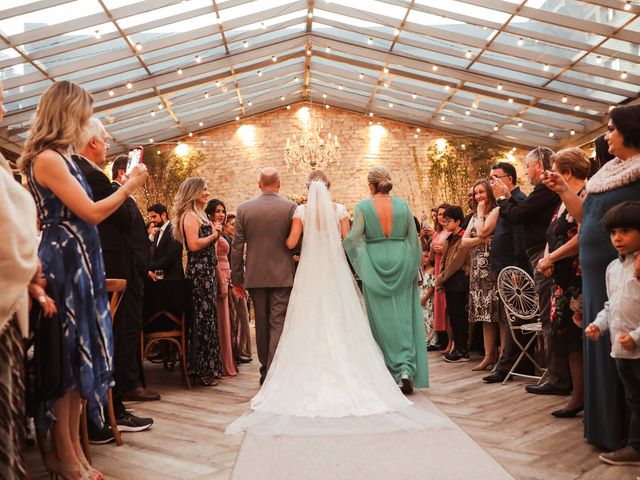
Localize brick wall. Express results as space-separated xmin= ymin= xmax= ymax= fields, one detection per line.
xmin=190 ymin=103 xmax=526 ymax=215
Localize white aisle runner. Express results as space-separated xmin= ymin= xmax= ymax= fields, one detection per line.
xmin=231 ymin=393 xmax=514 ymax=480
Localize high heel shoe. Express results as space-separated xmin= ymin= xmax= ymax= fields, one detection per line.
xmin=44 ymin=451 xmax=88 ymax=480
xmin=472 ymin=354 xmax=496 ymax=371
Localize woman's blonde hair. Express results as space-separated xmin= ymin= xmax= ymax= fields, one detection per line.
xmin=172 ymin=176 xmax=208 ymax=244
xmin=551 ymin=148 xmax=591 ymax=180
xmin=306 ymin=169 xmax=330 ymax=188
xmin=368 ymin=166 xmax=393 ymax=194
xmin=19 ymin=81 xmax=93 ymax=173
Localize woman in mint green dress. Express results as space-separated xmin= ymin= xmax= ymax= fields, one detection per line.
xmin=344 ymin=167 xmax=429 ymax=393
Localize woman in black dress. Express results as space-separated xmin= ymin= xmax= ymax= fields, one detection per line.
xmin=173 ymin=177 xmax=223 ymax=386
xmin=537 ymin=148 xmax=590 ymax=418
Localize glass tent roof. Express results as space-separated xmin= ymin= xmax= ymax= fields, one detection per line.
xmin=1 ymin=0 xmax=638 ymax=156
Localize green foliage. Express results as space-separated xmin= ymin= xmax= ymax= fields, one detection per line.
xmin=423 ymin=137 xmax=509 ymax=208
xmin=138 ymin=147 xmax=206 ymax=211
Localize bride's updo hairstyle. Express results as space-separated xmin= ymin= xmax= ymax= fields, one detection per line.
xmin=368 ymin=166 xmax=393 ymax=194
xmin=306 ymin=169 xmax=331 ymax=188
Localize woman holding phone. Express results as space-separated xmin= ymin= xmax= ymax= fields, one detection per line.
xmin=20 ymin=80 xmax=148 ymax=479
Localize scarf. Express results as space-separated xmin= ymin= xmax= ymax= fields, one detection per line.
xmin=586 ymin=153 xmax=640 ymax=193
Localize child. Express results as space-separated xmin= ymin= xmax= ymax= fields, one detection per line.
xmin=585 ymin=201 xmax=640 ymax=466
xmin=420 ymin=253 xmax=439 ymax=350
xmin=436 ymin=205 xmax=471 ymax=363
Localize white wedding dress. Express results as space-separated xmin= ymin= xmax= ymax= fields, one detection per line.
xmin=226 ymin=181 xmax=447 ymax=436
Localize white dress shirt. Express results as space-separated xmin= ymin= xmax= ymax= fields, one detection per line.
xmin=592 ymin=251 xmax=640 ymax=359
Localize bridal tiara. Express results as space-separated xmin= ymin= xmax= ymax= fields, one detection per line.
xmin=306 ymin=178 xmax=329 ymax=188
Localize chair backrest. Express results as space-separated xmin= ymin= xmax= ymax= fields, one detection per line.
xmin=497 ymin=266 xmax=539 ymax=321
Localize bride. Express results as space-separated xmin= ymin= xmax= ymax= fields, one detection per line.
xmin=226 ymin=170 xmax=445 ymax=436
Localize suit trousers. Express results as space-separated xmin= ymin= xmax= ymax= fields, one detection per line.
xmin=231 ymin=290 xmax=252 ymax=359
xmin=530 ymin=250 xmax=570 ymax=388
xmin=248 ymin=287 xmax=291 ymax=381
xmin=113 ymin=267 xmax=145 ymax=394
xmin=615 ymin=358 xmax=640 ymax=449
xmin=444 ymin=290 xmax=469 ymax=354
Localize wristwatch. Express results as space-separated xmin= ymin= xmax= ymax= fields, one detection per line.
xmin=497 ymin=195 xmax=507 ymax=202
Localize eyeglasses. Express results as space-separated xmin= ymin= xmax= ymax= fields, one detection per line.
xmin=492 ymin=174 xmax=510 ymax=179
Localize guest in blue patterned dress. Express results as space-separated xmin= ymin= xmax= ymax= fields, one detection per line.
xmin=173 ymin=177 xmax=224 ymax=386
xmin=19 ymin=81 xmax=148 ymax=479
xmin=543 ymin=104 xmax=640 ymax=451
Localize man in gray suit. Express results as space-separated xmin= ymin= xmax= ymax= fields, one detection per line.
xmin=231 ymin=168 xmax=297 ymax=384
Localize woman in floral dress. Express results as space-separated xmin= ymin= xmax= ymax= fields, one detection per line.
xmin=537 ymin=148 xmax=590 ymax=417
xmin=173 ymin=177 xmax=223 ymax=386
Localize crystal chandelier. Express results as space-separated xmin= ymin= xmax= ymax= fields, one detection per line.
xmin=284 ymin=103 xmax=340 ymax=172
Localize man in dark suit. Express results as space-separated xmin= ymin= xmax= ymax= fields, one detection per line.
xmin=147 ymin=203 xmax=183 ymax=279
xmin=110 ymin=154 xmax=159 ymax=402
xmin=75 ymin=118 xmax=156 ymax=440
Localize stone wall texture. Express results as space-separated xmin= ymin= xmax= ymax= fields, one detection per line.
xmin=190 ymin=103 xmax=526 ymax=215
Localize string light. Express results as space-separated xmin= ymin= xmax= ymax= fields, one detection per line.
xmin=383 ymin=82 xmax=389 ymax=88
xmin=369 ymin=112 xmax=374 ymax=117
xmin=126 ymin=82 xmax=132 ymax=89
xmin=561 ymin=96 xmax=568 ymax=103
xmin=150 ymin=111 xmax=155 ymax=117
xmin=508 ymin=98 xmax=513 ymax=103
xmin=383 ymin=67 xmax=389 ymax=74
xmin=432 ymin=65 xmax=438 ymax=71
xmin=548 ymin=131 xmax=554 ymax=137
xmin=135 ymin=42 xmax=143 ymax=51
xmin=322 ymin=93 xmax=327 ymax=99
xmin=157 ymin=150 xmax=161 ymax=155
xmin=188 ymin=132 xmax=193 ymax=137
xmin=236 ymin=115 xmax=240 ymax=120
xmin=465 ymin=109 xmax=471 ymax=116
xmin=440 ymin=115 xmax=445 ymax=121
xmin=574 ymin=105 xmax=581 ymax=111
xmin=149 ymin=138 xmax=153 ymax=143
xmin=493 ymin=126 xmax=499 ymax=131
xmin=108 ymin=90 xmax=114 ymax=96
xmin=177 ymin=68 xmax=183 ymax=75
xmin=512 ymin=147 xmax=517 ymax=152
xmin=388 ymin=102 xmax=394 ymax=108
xmin=325 ymin=104 xmax=330 ymax=109
xmin=416 ymin=128 xmax=421 ymax=133
xmin=281 ymin=95 xmax=285 ymax=101
xmin=444 ymin=85 xmax=450 ymax=91
xmin=199 ymin=121 xmax=204 ymax=127
xmin=158 ymin=104 xmax=163 ymax=109
xmin=624 ymin=0 xmax=631 ymax=11
xmin=570 ymin=129 xmax=576 ymax=135
xmin=517 ymin=121 xmax=523 ymax=127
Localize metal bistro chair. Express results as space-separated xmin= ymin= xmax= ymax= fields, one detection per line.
xmin=497 ymin=266 xmax=547 ymax=386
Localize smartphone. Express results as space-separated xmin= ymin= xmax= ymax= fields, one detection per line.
xmin=126 ymin=146 xmax=144 ymax=175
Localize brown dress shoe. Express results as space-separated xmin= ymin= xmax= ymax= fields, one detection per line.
xmin=122 ymin=387 xmax=161 ymax=401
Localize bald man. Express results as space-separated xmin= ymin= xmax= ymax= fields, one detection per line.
xmin=231 ymin=168 xmax=297 ymax=384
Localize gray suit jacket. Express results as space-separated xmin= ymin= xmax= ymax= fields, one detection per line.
xmin=231 ymin=191 xmax=297 ymax=289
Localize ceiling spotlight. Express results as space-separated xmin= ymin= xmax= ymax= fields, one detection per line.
xmin=367 ymin=37 xmax=373 ymax=45
xmin=465 ymin=50 xmax=472 ymax=58
xmin=243 ymin=40 xmax=249 ymax=48
xmin=272 ymin=55 xmax=277 ymax=62
xmin=188 ymin=132 xmax=193 ymax=137
xmin=461 ymin=144 xmax=466 ymax=149
xmin=195 ymin=55 xmax=201 ymax=63
xmin=199 ymin=121 xmax=204 ymax=127
xmin=222 ymin=87 xmax=227 ymax=92
xmin=338 ymin=84 xmax=343 ymax=90
xmin=204 ymin=92 xmax=209 ymax=99
xmin=149 ymin=138 xmax=153 ymax=143
xmin=517 ymin=121 xmax=523 ymax=127
xmin=383 ymin=67 xmax=389 ymax=74
xmin=177 ymin=68 xmax=183 ymax=75
xmin=624 ymin=0 xmax=631 ymax=11
xmin=512 ymin=147 xmax=517 ymax=152
xmin=444 ymin=85 xmax=450 ymax=91
xmin=281 ymin=95 xmax=285 ymax=101
xmin=562 ymin=96 xmax=568 ymax=103
xmin=416 ymin=128 xmax=421 ymax=132
xmin=325 ymin=104 xmax=330 ymax=109
xmin=150 ymin=111 xmax=155 ymax=117
xmin=432 ymin=65 xmax=438 ymax=71
xmin=493 ymin=126 xmax=499 ymax=131
xmin=286 ymin=105 xmax=291 ymax=110
xmin=465 ymin=109 xmax=471 ymax=116
xmin=158 ymin=103 xmax=163 ymax=109
xmin=574 ymin=105 xmax=581 ymax=111
xmin=322 ymin=93 xmax=327 ymax=99
xmin=325 ymin=46 xmax=330 ymax=53
xmin=595 ymin=55 xmax=602 ymax=64
xmin=157 ymin=150 xmax=161 ymax=155
xmin=508 ymin=98 xmax=513 ymax=103
xmin=543 ymin=64 xmax=549 ymax=71
xmin=126 ymin=81 xmax=132 ymax=89
xmin=308 ymin=12 xmax=313 ymax=19
xmin=257 ymin=70 xmax=262 ymax=77
xmin=261 ymin=21 xmax=266 ymax=30
xmin=294 ymin=76 xmax=299 ymax=82
xmin=369 ymin=112 xmax=373 ymax=117
xmin=388 ymin=102 xmax=394 ymax=108
xmin=202 ymin=140 xmax=207 ymax=144
xmin=369 ymin=121 xmax=373 ymax=125
xmin=108 ymin=90 xmax=114 ymax=96
xmin=440 ymin=115 xmax=445 ymax=121
xmin=359 ymin=72 xmax=364 ymax=79
xmin=570 ymin=129 xmax=576 ymax=135
xmin=94 ymin=29 xmax=101 ymax=39
xmin=236 ymin=115 xmax=240 ymax=120
xmin=517 ymin=37 xmax=524 ymax=46
xmin=135 ymin=42 xmax=142 ymax=52
xmin=472 ymin=101 xmax=478 ymax=108
xmin=306 ymin=48 xmax=312 ymax=55
xmin=383 ymin=82 xmax=389 ymax=88
xmin=548 ymin=131 xmax=554 ymax=137
xmin=413 ymin=93 xmax=418 ymax=99
xmin=216 ymin=80 xmax=221 ymax=87
xmin=621 ymin=71 xmax=628 ymax=79
xmin=497 ymin=83 xmax=503 ymax=90
xmin=247 ymin=101 xmax=252 ymax=106
xmin=393 ymin=28 xmax=400 ymax=36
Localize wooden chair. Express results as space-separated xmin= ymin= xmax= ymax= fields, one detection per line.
xmin=80 ymin=278 xmax=127 ymax=460
xmin=141 ymin=279 xmax=191 ymax=389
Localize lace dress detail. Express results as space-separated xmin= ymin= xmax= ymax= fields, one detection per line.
xmin=468 ymin=214 xmax=500 ymax=323
xmin=185 ymin=222 xmax=222 ymax=384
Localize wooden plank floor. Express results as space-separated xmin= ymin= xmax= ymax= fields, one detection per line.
xmin=25 ymin=348 xmax=639 ymax=479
